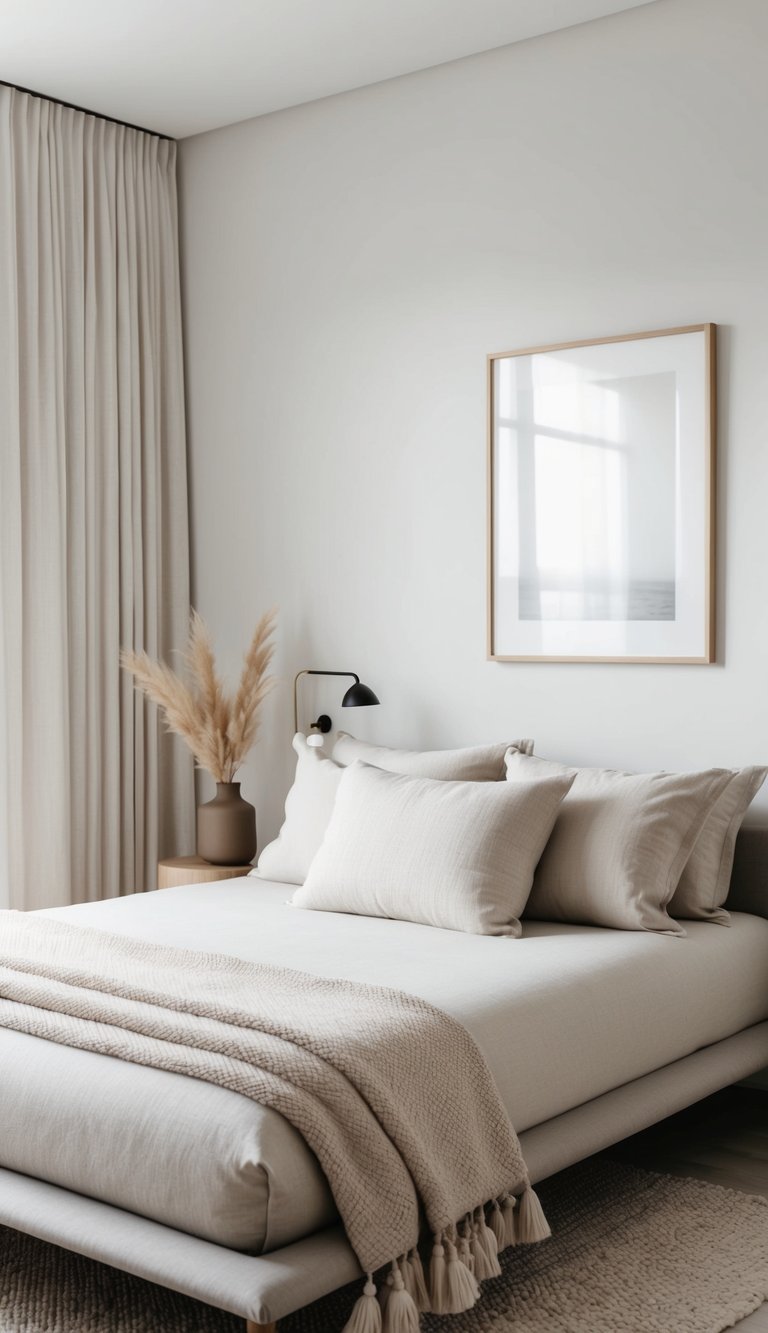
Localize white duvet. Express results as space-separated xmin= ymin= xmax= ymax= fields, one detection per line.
xmin=1 ymin=877 xmax=767 ymax=1254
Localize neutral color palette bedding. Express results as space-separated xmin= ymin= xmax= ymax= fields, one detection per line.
xmin=2 ymin=878 xmax=767 ymax=1255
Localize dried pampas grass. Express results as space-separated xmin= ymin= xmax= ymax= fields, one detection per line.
xmin=122 ymin=609 xmax=277 ymax=783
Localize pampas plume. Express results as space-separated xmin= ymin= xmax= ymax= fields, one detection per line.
xmin=121 ymin=608 xmax=277 ymax=783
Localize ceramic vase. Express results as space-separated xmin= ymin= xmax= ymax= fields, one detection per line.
xmin=197 ymin=782 xmax=256 ymax=865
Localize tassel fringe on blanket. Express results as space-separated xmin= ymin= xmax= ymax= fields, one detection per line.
xmin=342 ymin=1185 xmax=551 ymax=1333
xmin=0 ymin=915 xmax=549 ymax=1333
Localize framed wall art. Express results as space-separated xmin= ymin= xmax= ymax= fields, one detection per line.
xmin=487 ymin=324 xmax=716 ymax=663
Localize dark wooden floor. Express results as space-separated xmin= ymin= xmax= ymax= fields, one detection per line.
xmin=602 ymin=1086 xmax=768 ymax=1330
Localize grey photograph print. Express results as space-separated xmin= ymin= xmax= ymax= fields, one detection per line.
xmin=488 ymin=325 xmax=715 ymax=663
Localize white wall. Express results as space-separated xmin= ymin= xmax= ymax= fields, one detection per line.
xmin=179 ymin=0 xmax=768 ymax=849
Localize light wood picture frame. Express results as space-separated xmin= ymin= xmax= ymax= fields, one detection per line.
xmin=487 ymin=324 xmax=716 ymax=664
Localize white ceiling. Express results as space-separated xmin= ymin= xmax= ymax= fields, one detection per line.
xmin=0 ymin=0 xmax=659 ymax=139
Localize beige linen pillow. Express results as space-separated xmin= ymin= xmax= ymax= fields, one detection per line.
xmin=255 ymin=732 xmax=537 ymax=887
xmin=669 ymin=766 xmax=768 ymax=924
xmin=505 ymin=749 xmax=733 ymax=935
xmin=293 ymin=761 xmax=574 ymax=936
xmin=253 ymin=734 xmax=343 ymax=885
xmin=330 ymin=732 xmax=533 ymax=780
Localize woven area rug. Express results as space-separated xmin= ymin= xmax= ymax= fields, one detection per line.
xmin=2 ymin=1160 xmax=767 ymax=1332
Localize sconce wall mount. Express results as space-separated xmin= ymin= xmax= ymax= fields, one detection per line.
xmin=293 ymin=669 xmax=380 ymax=745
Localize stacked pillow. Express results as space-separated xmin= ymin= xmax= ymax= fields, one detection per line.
xmin=254 ymin=732 xmax=534 ymax=887
xmin=292 ymin=760 xmax=573 ymax=937
xmin=669 ymin=766 xmax=767 ymax=923
xmin=329 ymin=731 xmax=530 ymax=780
xmin=505 ymin=748 xmax=766 ymax=932
xmin=254 ymin=734 xmax=343 ymax=888
xmin=254 ymin=730 xmax=765 ymax=939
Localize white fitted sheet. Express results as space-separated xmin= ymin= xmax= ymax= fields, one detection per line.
xmin=2 ymin=878 xmax=767 ymax=1253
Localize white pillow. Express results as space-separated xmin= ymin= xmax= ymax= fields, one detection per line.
xmin=255 ymin=732 xmax=537 ymax=887
xmin=330 ymin=732 xmax=533 ymax=780
xmin=669 ymin=766 xmax=768 ymax=924
xmin=293 ymin=761 xmax=574 ymax=936
xmin=253 ymin=734 xmax=343 ymax=886
xmin=505 ymin=749 xmax=733 ymax=935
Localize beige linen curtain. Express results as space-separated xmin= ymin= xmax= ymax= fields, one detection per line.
xmin=0 ymin=86 xmax=194 ymax=910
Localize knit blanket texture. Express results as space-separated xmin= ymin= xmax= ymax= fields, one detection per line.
xmin=0 ymin=912 xmax=549 ymax=1326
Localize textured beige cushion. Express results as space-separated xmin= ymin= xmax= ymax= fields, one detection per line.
xmin=293 ymin=760 xmax=573 ymax=936
xmin=253 ymin=734 xmax=343 ymax=886
xmin=505 ymin=750 xmax=733 ymax=935
xmin=256 ymin=733 xmax=536 ymax=887
xmin=670 ymin=767 xmax=768 ymax=924
xmin=330 ymin=731 xmax=533 ymax=780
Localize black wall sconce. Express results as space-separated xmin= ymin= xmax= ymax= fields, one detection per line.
xmin=293 ymin=670 xmax=380 ymax=745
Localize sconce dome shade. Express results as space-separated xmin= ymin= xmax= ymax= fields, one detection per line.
xmin=341 ymin=681 xmax=380 ymax=709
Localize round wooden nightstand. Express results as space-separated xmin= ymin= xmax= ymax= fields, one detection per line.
xmin=157 ymin=855 xmax=254 ymax=890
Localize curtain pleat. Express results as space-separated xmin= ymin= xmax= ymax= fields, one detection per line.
xmin=0 ymin=86 xmax=195 ymax=910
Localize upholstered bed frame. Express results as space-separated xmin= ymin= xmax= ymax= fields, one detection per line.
xmin=2 ymin=826 xmax=768 ymax=1333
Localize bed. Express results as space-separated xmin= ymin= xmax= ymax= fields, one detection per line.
xmin=2 ymin=825 xmax=768 ymax=1331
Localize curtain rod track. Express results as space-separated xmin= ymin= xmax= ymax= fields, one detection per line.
xmin=0 ymin=79 xmax=174 ymax=141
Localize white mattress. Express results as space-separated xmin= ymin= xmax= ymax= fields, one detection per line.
xmin=2 ymin=878 xmax=768 ymax=1254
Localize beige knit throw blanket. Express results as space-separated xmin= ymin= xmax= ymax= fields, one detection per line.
xmin=0 ymin=913 xmax=550 ymax=1332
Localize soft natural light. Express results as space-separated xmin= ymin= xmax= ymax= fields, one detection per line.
xmin=531 ymin=373 xmax=621 ymax=442
xmin=532 ymin=428 xmax=627 ymax=618
xmin=531 ymin=377 xmax=624 ymax=581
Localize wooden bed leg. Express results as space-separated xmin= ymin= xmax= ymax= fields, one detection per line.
xmin=246 ymin=1322 xmax=276 ymax=1332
